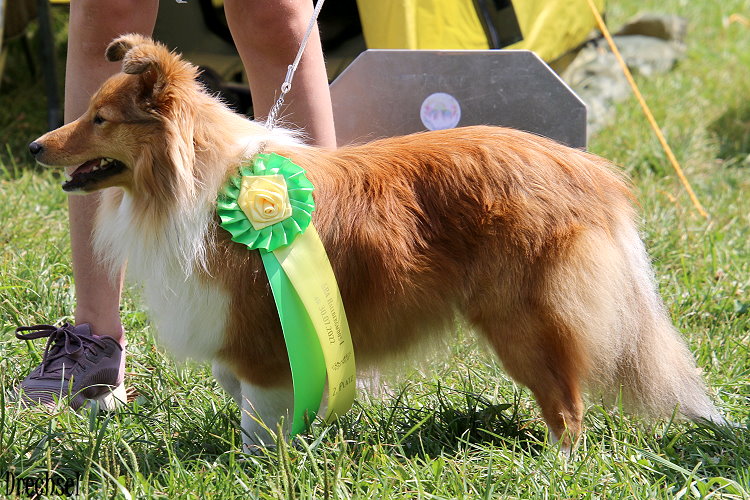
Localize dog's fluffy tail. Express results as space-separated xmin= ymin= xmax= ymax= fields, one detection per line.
xmin=612 ymin=219 xmax=723 ymax=422
xmin=551 ymin=212 xmax=724 ymax=423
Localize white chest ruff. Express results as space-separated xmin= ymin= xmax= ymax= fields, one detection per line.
xmin=94 ymin=192 xmax=228 ymax=361
xmin=140 ymin=269 xmax=228 ymax=361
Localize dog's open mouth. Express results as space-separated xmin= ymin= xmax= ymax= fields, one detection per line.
xmin=62 ymin=158 xmax=126 ymax=191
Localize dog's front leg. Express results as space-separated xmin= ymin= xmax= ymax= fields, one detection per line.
xmin=239 ymin=381 xmax=294 ymax=451
xmin=212 ymin=360 xmax=242 ymax=404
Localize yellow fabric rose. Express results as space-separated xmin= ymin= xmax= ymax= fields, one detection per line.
xmin=237 ymin=174 xmax=293 ymax=230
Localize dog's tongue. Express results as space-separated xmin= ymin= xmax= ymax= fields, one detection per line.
xmin=73 ymin=159 xmax=101 ymax=175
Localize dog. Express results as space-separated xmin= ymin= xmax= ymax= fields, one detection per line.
xmin=29 ymin=34 xmax=724 ymax=451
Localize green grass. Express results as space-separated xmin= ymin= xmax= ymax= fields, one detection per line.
xmin=1 ymin=1 xmax=749 ymax=498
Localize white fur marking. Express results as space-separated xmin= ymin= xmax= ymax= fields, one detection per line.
xmin=240 ymin=381 xmax=294 ymax=450
xmin=212 ymin=360 xmax=241 ymax=404
xmin=94 ymin=190 xmax=227 ymax=360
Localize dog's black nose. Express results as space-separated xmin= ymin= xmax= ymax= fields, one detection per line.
xmin=29 ymin=141 xmax=43 ymax=156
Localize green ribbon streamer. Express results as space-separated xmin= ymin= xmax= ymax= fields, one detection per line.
xmin=261 ymin=251 xmax=326 ymax=435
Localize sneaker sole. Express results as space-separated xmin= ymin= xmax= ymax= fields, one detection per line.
xmin=86 ymin=383 xmax=127 ymax=411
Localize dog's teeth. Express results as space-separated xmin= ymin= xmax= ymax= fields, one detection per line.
xmin=103 ymin=158 xmax=113 ymax=164
xmin=92 ymin=165 xmax=100 ymax=171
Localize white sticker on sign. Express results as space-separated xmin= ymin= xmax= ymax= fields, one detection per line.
xmin=420 ymin=92 xmax=461 ymax=131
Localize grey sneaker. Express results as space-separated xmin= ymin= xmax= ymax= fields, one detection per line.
xmin=15 ymin=323 xmax=125 ymax=410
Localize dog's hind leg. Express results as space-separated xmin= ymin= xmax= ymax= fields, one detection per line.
xmin=472 ymin=310 xmax=587 ymax=451
xmin=239 ymin=381 xmax=294 ymax=451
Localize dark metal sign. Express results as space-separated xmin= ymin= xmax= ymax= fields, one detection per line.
xmin=331 ymin=50 xmax=587 ymax=149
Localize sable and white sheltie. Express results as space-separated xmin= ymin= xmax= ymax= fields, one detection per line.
xmin=30 ymin=35 xmax=724 ymax=450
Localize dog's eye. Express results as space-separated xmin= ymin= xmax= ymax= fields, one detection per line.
xmin=93 ymin=114 xmax=105 ymax=125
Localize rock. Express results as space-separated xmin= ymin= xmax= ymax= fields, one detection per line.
xmin=616 ymin=13 xmax=688 ymax=43
xmin=559 ymin=14 xmax=688 ymax=136
xmin=612 ymin=34 xmax=685 ymax=77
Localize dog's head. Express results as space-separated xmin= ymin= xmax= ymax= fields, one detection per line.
xmin=29 ymin=34 xmax=200 ymax=198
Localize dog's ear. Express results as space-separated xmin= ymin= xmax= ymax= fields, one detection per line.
xmin=105 ymin=34 xmax=141 ymax=63
xmin=104 ymin=34 xmax=197 ymax=109
xmin=105 ymin=34 xmax=169 ymax=76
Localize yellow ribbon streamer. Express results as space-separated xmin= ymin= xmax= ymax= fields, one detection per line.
xmin=272 ymin=225 xmax=356 ymax=420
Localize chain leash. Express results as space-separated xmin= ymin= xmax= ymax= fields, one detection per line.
xmin=264 ymin=0 xmax=327 ymax=132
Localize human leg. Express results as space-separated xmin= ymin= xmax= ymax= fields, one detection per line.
xmin=66 ymin=0 xmax=159 ymax=342
xmin=223 ymin=0 xmax=336 ymax=148
xmin=18 ymin=0 xmax=158 ymax=410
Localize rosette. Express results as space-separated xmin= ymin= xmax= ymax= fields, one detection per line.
xmin=217 ymin=153 xmax=315 ymax=252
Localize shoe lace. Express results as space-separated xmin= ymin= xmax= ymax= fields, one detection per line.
xmin=15 ymin=323 xmax=107 ymax=376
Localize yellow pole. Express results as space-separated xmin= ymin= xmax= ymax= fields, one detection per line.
xmin=584 ymin=0 xmax=708 ymax=218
